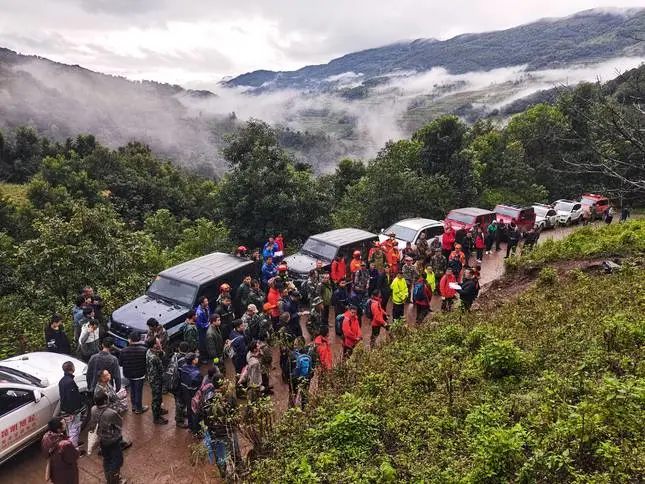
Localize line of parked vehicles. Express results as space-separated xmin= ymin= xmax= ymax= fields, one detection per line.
xmin=0 ymin=193 xmax=611 ymax=464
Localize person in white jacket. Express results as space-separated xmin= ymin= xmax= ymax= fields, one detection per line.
xmin=78 ymin=319 xmax=100 ymax=361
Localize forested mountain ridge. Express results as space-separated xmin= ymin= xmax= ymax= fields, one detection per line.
xmin=226 ymin=8 xmax=645 ymax=91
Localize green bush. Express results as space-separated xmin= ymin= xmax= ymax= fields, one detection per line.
xmin=476 ymin=340 xmax=525 ymax=379
xmin=538 ymin=267 xmax=558 ymax=286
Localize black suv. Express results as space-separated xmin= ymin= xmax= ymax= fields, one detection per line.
xmin=283 ymin=228 xmax=378 ymax=286
xmin=108 ymin=252 xmax=254 ymax=348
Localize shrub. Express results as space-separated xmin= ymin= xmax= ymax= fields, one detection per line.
xmin=537 ymin=267 xmax=557 ymax=286
xmin=476 ymin=340 xmax=525 ymax=379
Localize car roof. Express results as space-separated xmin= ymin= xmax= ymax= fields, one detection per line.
xmin=581 ymin=193 xmax=608 ymax=200
xmin=159 ymin=252 xmax=254 ymax=285
xmin=554 ymin=199 xmax=575 ymax=204
xmin=448 ymin=207 xmax=495 ymax=216
xmin=1 ymin=352 xmax=87 ymax=386
xmin=389 ymin=218 xmax=443 ymax=230
xmin=309 ymin=228 xmax=377 ymax=247
xmin=495 ymin=204 xmax=532 ymax=211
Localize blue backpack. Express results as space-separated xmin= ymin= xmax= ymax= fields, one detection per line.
xmin=335 ymin=314 xmax=344 ymax=337
xmin=413 ymin=282 xmax=427 ymax=302
xmin=294 ymin=352 xmax=312 ymax=379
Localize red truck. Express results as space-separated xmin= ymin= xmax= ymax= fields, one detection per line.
xmin=493 ymin=204 xmax=536 ymax=233
xmin=579 ymin=193 xmax=610 ymax=221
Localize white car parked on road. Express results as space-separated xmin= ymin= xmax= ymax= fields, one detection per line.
xmin=0 ymin=352 xmax=88 ymax=465
xmin=533 ymin=204 xmax=559 ymax=230
xmin=553 ymin=200 xmax=584 ymax=226
xmin=379 ymin=218 xmax=444 ymax=250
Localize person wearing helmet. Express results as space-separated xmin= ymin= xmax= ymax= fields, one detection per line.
xmin=216 ymin=283 xmax=232 ymax=306
xmin=350 ymin=250 xmax=362 ymax=275
xmin=448 ymin=244 xmax=466 ymax=282
xmin=235 ymin=246 xmax=248 ymax=258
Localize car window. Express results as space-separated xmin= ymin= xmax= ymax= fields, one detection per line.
xmin=383 ymin=224 xmax=417 ymax=243
xmin=0 ymin=388 xmax=34 ymax=417
xmin=147 ymin=276 xmax=198 ymax=306
xmin=447 ymin=212 xmax=475 ymax=224
xmin=555 ymin=202 xmax=574 ymax=212
xmin=519 ymin=209 xmax=535 ymax=220
xmin=495 ymin=206 xmax=520 ymax=218
xmin=596 ymin=200 xmax=609 ymax=208
xmin=547 ymin=210 xmax=557 ymax=217
xmin=424 ymin=226 xmax=444 ymax=239
xmin=573 ymin=204 xmax=581 ymax=211
xmin=301 ymin=238 xmax=338 ymax=261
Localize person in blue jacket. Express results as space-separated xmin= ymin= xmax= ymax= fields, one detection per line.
xmin=261 ymin=256 xmax=278 ymax=287
xmin=262 ymin=236 xmax=279 ymax=259
xmin=194 ymin=296 xmax=211 ymax=359
xmin=228 ymin=320 xmax=248 ymax=375
xmin=180 ymin=353 xmax=202 ymax=436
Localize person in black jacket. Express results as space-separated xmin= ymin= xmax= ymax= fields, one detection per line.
xmin=87 ymin=337 xmax=121 ymax=393
xmin=457 ymin=269 xmax=480 ymax=311
xmin=58 ymin=361 xmax=83 ymax=449
xmin=118 ymin=332 xmax=149 ymax=414
xmin=505 ymin=223 xmax=521 ymax=259
xmin=45 ymin=314 xmax=71 ymax=355
xmin=376 ymin=265 xmax=393 ymax=310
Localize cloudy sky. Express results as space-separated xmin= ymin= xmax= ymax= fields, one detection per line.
xmin=0 ymin=1 xmax=643 ymax=87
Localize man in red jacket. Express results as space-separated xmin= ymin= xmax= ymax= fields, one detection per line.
xmin=342 ymin=305 xmax=362 ymax=358
xmin=369 ymin=290 xmax=388 ymax=348
xmin=439 ymin=268 xmax=458 ymax=312
xmin=314 ymin=326 xmax=333 ymax=370
xmin=331 ymin=255 xmax=347 ymax=286
xmin=442 ymin=226 xmax=456 ymax=258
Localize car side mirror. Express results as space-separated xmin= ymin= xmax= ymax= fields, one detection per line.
xmin=33 ymin=389 xmax=42 ymax=402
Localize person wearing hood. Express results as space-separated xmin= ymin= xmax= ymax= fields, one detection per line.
xmin=41 ymin=417 xmax=80 ymax=484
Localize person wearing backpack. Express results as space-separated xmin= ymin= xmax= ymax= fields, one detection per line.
xmin=227 ymin=320 xmax=248 ymax=376
xmin=369 ymin=289 xmax=388 ymax=348
xmin=291 ymin=345 xmax=314 ymax=409
xmin=89 ymin=392 xmax=125 ymax=484
xmin=241 ymin=341 xmax=263 ymax=402
xmin=192 ymin=367 xmax=219 ymax=427
xmin=413 ymin=276 xmax=433 ymax=323
xmin=41 ymin=417 xmax=80 ymax=484
xmin=306 ymin=296 xmax=325 ymax=338
xmin=166 ymin=342 xmax=189 ymax=428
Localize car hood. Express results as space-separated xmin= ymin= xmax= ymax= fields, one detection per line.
xmin=111 ymin=295 xmax=190 ymax=331
xmin=283 ymin=252 xmax=328 ymax=278
xmin=1 ymin=352 xmax=87 ymax=389
xmin=556 ymin=209 xmax=571 ymax=216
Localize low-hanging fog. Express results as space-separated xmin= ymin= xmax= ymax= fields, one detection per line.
xmin=1 ymin=53 xmax=643 ymax=173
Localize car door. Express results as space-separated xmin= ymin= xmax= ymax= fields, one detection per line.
xmin=0 ymin=385 xmax=52 ymax=460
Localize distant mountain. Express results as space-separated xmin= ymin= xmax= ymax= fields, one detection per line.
xmin=225 ymin=8 xmax=645 ymax=91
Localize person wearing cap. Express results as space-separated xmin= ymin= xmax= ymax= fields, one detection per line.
xmin=350 ymin=250 xmax=362 ymax=275
xmin=382 ymin=232 xmax=397 ymax=252
xmin=235 ymin=245 xmax=248 ymax=258
xmin=307 ymin=296 xmax=325 ymax=338
xmin=341 ymin=305 xmax=362 ymax=358
xmin=390 ymin=270 xmax=408 ymax=320
xmin=331 ymin=279 xmax=349 ymax=320
xmin=277 ymin=263 xmax=290 ymax=289
xmin=331 ymin=254 xmax=347 ymax=286
xmin=215 ymin=295 xmax=235 ymax=349
xmin=303 ymin=269 xmax=321 ymax=303
xmin=402 ymin=255 xmax=420 ymax=300
xmin=416 ymin=232 xmax=429 ymax=262
xmin=180 ymin=353 xmax=202 ymax=436
xmin=430 ymin=249 xmax=447 ymax=295
xmin=243 ymin=303 xmax=269 ymax=342
xmin=206 ymin=314 xmax=225 ymax=374
xmin=370 ymin=243 xmax=385 ymax=271
xmin=352 ymin=261 xmax=371 ymax=310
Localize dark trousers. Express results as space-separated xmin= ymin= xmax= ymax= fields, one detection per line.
xmin=506 ymin=241 xmax=518 ymax=258
xmin=392 ymin=303 xmax=405 ymax=320
xmin=476 ymin=248 xmax=484 ymax=261
xmin=416 ymin=305 xmax=429 ymax=323
xmin=182 ymin=387 xmax=199 ymax=434
xmin=174 ymin=392 xmax=186 ymax=424
xmin=151 ymin=382 xmax=163 ymax=419
xmin=322 ymin=305 xmax=330 ymax=328
xmin=100 ymin=440 xmax=124 ymax=484
xmin=197 ymin=327 xmax=208 ymax=361
xmin=129 ymin=378 xmax=144 ymax=412
xmin=380 ymin=294 xmax=390 ymax=310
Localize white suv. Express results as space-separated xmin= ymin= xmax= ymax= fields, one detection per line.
xmin=379 ymin=218 xmax=444 ymax=250
xmin=0 ymin=352 xmax=88 ymax=464
xmin=533 ymin=204 xmax=559 ymax=229
xmin=553 ymin=200 xmax=584 ymax=226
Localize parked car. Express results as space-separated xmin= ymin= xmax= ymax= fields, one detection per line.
xmin=0 ymin=352 xmax=89 ymax=465
xmin=283 ymin=228 xmax=377 ymax=286
xmin=493 ymin=205 xmax=536 ymax=233
xmin=108 ymin=252 xmax=254 ymax=348
xmin=444 ymin=207 xmax=496 ymax=232
xmin=533 ymin=204 xmax=559 ymax=229
xmin=553 ymin=200 xmax=584 ymax=225
xmin=379 ymin=218 xmax=444 ymax=249
xmin=579 ymin=193 xmax=610 ymax=220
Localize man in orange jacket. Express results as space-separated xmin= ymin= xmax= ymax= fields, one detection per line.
xmin=369 ymin=289 xmax=388 ymax=348
xmin=314 ymin=326 xmax=333 ymax=370
xmin=342 ymin=305 xmax=362 ymax=358
xmin=349 ymin=251 xmax=362 ymax=275
xmin=331 ymin=255 xmax=347 ymax=285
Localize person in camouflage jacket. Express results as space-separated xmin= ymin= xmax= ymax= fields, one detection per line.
xmin=146 ymin=338 xmax=168 ymax=425
xmin=306 ymin=297 xmax=325 ymax=338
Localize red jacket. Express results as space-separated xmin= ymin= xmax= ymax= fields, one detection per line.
xmin=267 ymin=288 xmax=281 ymax=318
xmin=475 ymin=233 xmax=485 ymax=249
xmin=275 ymin=236 xmax=284 ymax=251
xmin=314 ymin=335 xmax=332 ymax=370
xmin=442 ymin=229 xmax=456 ymax=250
xmin=331 ymin=259 xmax=347 ymax=283
xmin=350 ymin=258 xmax=362 ymax=274
xmin=440 ymin=273 xmax=457 ymax=298
xmin=413 ymin=280 xmax=433 ymax=307
xmin=370 ymin=297 xmax=387 ymax=328
xmin=342 ymin=311 xmax=361 ymax=348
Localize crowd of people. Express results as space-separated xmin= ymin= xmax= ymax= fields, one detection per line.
xmin=43 ymin=211 xmax=626 ymax=483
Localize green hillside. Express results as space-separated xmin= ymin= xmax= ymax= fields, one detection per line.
xmin=249 ymin=222 xmax=645 ymax=482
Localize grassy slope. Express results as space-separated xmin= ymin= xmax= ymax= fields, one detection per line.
xmin=0 ymin=182 xmax=28 ymax=205
xmin=250 ymin=222 xmax=645 ymax=483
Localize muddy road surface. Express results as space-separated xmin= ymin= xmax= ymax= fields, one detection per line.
xmin=0 ymin=224 xmax=577 ymax=483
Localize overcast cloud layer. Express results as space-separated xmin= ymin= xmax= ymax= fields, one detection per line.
xmin=0 ymin=1 xmax=644 ymax=86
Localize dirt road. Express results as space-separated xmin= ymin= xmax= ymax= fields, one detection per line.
xmin=0 ymin=225 xmax=576 ymax=483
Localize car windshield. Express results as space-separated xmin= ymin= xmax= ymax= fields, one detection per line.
xmin=533 ymin=206 xmax=548 ymax=216
xmin=447 ymin=212 xmax=476 ymax=224
xmin=300 ymin=238 xmax=337 ymax=261
xmin=555 ymin=202 xmax=574 ymax=212
xmin=0 ymin=366 xmax=44 ymax=387
xmin=383 ymin=224 xmax=418 ymax=243
xmin=495 ymin=206 xmax=520 ymax=217
xmin=147 ymin=276 xmax=197 ymax=306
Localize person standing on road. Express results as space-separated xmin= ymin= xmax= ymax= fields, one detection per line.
xmin=376 ymin=265 xmax=393 ymax=310
xmin=87 ymin=337 xmax=121 ymax=394
xmin=146 ymin=338 xmax=168 ymax=425
xmin=331 ymin=279 xmax=349 ymax=320
xmin=442 ymin=226 xmax=456 ymax=258
xmin=195 ymin=297 xmax=211 ymax=361
xmin=369 ymin=289 xmax=388 ymax=348
xmin=78 ymin=318 xmax=100 ymax=362
xmin=118 ymin=332 xmax=148 ymax=415
xmin=169 ymin=342 xmax=189 ymax=428
xmin=604 ymin=206 xmax=615 ymax=224
xmin=41 ymin=417 xmax=80 ymax=484
xmin=180 ymin=353 xmax=202 ymax=436
xmin=402 ymin=256 xmax=419 ymax=299
xmin=390 ymin=270 xmax=408 ymax=321
xmin=505 ymin=223 xmax=521 ymax=259
xmin=314 ymin=326 xmax=333 ymax=370
xmin=206 ymin=314 xmax=225 ymax=374
xmin=474 ymin=228 xmax=486 ymax=263
xmin=458 ymin=269 xmax=480 ymax=312
xmin=440 ymin=268 xmax=458 ymax=312
xmin=145 ymin=318 xmax=168 ymax=355
xmin=46 ymin=314 xmax=71 ymax=355
xmin=413 ymin=276 xmax=433 ymax=323
xmin=182 ymin=310 xmax=199 ymax=353
xmin=430 ymin=250 xmax=447 ymax=295
xmin=620 ymin=206 xmax=630 ymax=223
xmin=341 ymin=305 xmax=362 ymax=359
xmin=89 ymin=392 xmax=126 ymax=484
xmin=58 ymin=361 xmax=84 ymax=450
xmin=485 ymin=221 xmax=496 ymax=255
